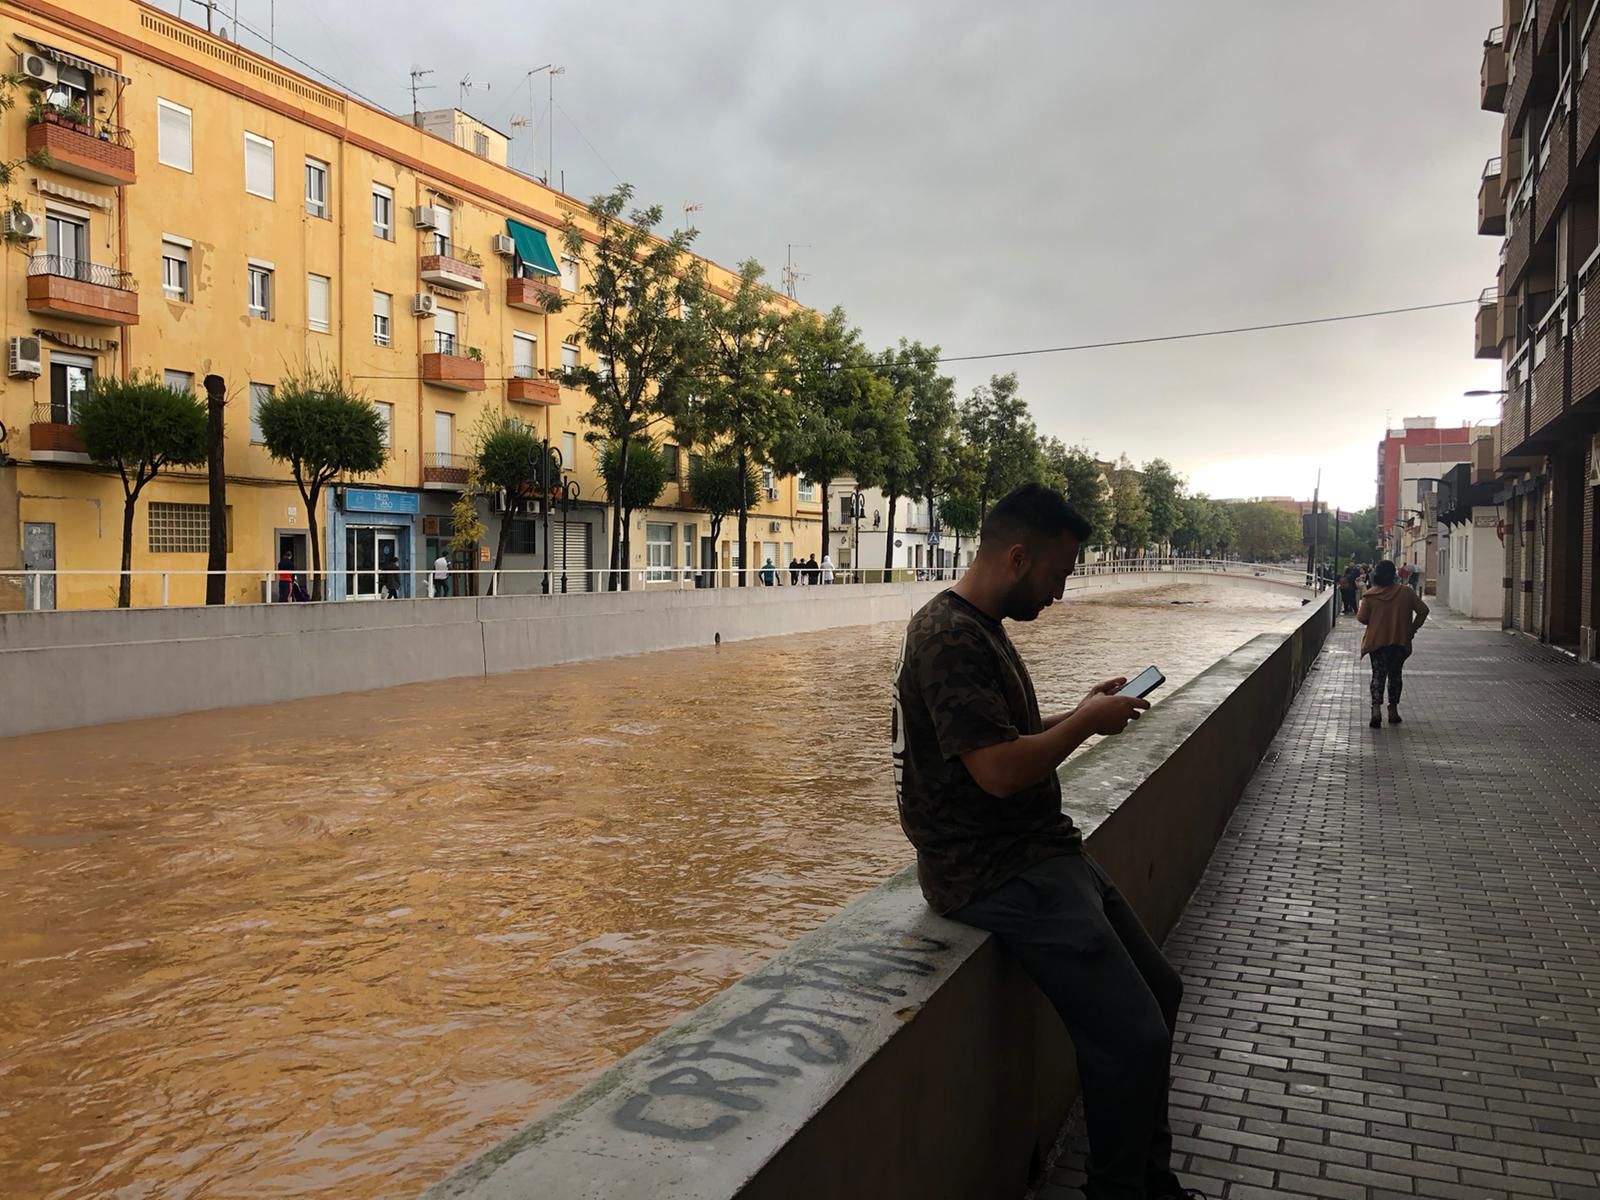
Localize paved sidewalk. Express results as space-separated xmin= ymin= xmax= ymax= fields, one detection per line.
xmin=1041 ymin=617 xmax=1600 ymax=1200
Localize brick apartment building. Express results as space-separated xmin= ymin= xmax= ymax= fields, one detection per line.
xmin=1373 ymin=418 xmax=1473 ymax=587
xmin=1480 ymin=0 xmax=1600 ymax=656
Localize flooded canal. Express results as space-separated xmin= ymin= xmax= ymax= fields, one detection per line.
xmin=0 ymin=582 xmax=1301 ymax=1198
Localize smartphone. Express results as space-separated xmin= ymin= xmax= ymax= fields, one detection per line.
xmin=1117 ymin=665 xmax=1165 ymax=699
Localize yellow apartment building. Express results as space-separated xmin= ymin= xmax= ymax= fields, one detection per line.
xmin=0 ymin=0 xmax=824 ymax=609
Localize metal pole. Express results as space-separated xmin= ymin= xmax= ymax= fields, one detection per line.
xmin=541 ymin=443 xmax=552 ymax=594
xmin=561 ymin=484 xmax=571 ymax=593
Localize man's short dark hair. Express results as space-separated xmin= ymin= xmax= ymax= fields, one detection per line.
xmin=980 ymin=483 xmax=1092 ymax=550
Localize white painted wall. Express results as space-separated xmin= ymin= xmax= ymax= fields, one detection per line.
xmin=1445 ymin=508 xmax=1505 ymax=620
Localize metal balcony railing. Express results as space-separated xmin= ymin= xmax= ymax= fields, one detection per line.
xmin=27 ymin=254 xmax=137 ymax=292
xmin=29 ymin=106 xmax=135 ymax=147
xmin=425 ymin=452 xmax=471 ymax=471
xmin=32 ymin=398 xmax=83 ymax=426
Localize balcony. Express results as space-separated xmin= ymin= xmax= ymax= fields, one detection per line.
xmin=26 ymin=110 xmax=135 ymax=187
xmin=1479 ymin=157 xmax=1505 ymax=235
xmin=419 ymin=254 xmax=484 ymax=292
xmin=1573 ymin=252 xmax=1600 ymax=402
xmin=28 ymin=402 xmax=90 ymax=465
xmin=507 ymin=366 xmax=560 ymax=406
xmin=26 ymin=255 xmax=139 ymax=326
xmin=506 ymin=274 xmax=560 ymax=312
xmin=1482 ymin=26 xmax=1507 ymax=112
xmin=1476 ymin=287 xmax=1501 ymax=358
xmin=421 ymin=341 xmax=485 ymax=392
xmin=1534 ymin=102 xmax=1571 ymax=245
xmin=423 ymin=452 xmax=471 ymax=491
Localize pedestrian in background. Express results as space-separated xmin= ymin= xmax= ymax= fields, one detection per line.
xmin=433 ymin=552 xmax=451 ymax=598
xmin=806 ymin=553 xmax=819 ymax=585
xmin=1358 ymin=559 xmax=1429 ymax=729
xmin=1339 ymin=564 xmax=1359 ymax=615
xmin=789 ymin=556 xmax=801 ymax=587
xmin=759 ymin=558 xmax=778 ymax=587
xmin=821 ymin=552 xmax=835 ymax=585
xmin=276 ymin=550 xmax=294 ymax=604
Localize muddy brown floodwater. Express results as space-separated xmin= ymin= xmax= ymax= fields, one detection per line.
xmin=0 ymin=582 xmax=1301 ymax=1199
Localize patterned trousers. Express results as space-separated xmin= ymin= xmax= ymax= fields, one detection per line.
xmin=1369 ymin=645 xmax=1406 ymax=705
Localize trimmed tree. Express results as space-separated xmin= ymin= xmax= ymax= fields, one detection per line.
xmin=938 ymin=492 xmax=981 ymax=574
xmin=1110 ymin=456 xmax=1151 ymax=556
xmin=688 ymin=260 xmax=793 ymax=586
xmin=1043 ymin=439 xmax=1113 ymax=559
xmin=554 ymin=183 xmax=703 ymax=591
xmin=599 ymin=438 xmax=672 ymax=578
xmin=473 ymin=415 xmax=543 ymax=580
xmin=256 ymin=364 xmax=387 ymax=599
xmin=76 ymin=372 xmax=209 ymax=608
xmin=958 ymin=373 xmax=1042 ymax=521
xmin=686 ymin=448 xmax=759 ymax=586
xmin=1139 ymin=458 xmax=1185 ymax=555
xmin=875 ymin=340 xmax=952 ymax=573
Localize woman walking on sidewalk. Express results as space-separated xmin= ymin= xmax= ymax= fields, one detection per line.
xmin=1357 ymin=559 xmax=1429 ymax=729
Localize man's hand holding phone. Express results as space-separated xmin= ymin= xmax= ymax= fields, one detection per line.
xmin=1076 ymin=691 xmax=1150 ymax=735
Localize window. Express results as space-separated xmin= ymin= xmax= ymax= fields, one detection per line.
xmin=373 ymin=291 xmax=392 ymax=347
xmin=473 ymin=130 xmax=490 ymax=158
xmin=248 ymin=260 xmax=274 ymax=319
xmin=560 ymin=254 xmax=579 ymax=293
xmin=149 ymin=502 xmax=230 ymax=554
xmin=434 ymin=308 xmax=458 ymax=356
xmin=157 ymin=99 xmax=192 ymax=172
xmin=683 ymin=524 xmax=696 ymax=574
xmin=662 ymin=443 xmax=681 ymax=477
xmin=561 ymin=430 xmax=577 ymax=470
xmin=307 ymin=273 xmax=331 ymax=334
xmin=513 ymin=333 xmax=537 ymax=378
xmin=164 ymin=370 xmax=194 ymax=394
xmin=840 ymin=494 xmax=856 ymax=525
xmin=646 ymin=522 xmax=675 ymax=581
xmin=761 ymin=467 xmax=776 ymax=494
xmin=561 ymin=343 xmax=579 ymax=373
xmin=161 ymin=236 xmax=191 ymax=301
xmin=376 ymin=401 xmax=394 ymax=449
xmin=435 ymin=411 xmax=454 ymax=458
xmin=248 ymin=383 xmax=272 ymax=444
xmin=372 ymin=184 xmax=394 ymax=240
xmin=798 ymin=476 xmax=816 ymax=502
xmin=45 ymin=209 xmax=87 ymax=269
xmin=244 ymin=132 xmax=275 ymax=199
xmin=305 ymin=158 xmax=329 ymax=218
xmin=598 ymin=354 xmax=613 ymax=381
xmin=432 ymin=204 xmax=453 ymax=257
xmin=49 ymin=353 xmax=94 ymax=424
xmin=511 ymin=521 xmax=537 ymax=555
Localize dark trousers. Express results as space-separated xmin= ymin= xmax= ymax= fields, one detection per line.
xmin=1370 ymin=645 xmax=1405 ymax=705
xmin=949 ymin=854 xmax=1183 ymax=1200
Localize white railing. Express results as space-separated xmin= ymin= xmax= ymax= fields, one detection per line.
xmin=0 ymin=557 xmax=1315 ymax=611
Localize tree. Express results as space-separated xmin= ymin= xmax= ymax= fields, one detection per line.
xmin=686 ymin=260 xmax=793 ymax=586
xmin=555 ymin=183 xmax=703 ymax=590
xmin=958 ymin=373 xmax=1043 ymax=521
xmin=938 ymin=492 xmax=981 ymax=573
xmin=256 ymin=363 xmax=387 ymax=599
xmin=876 ymin=340 xmax=954 ymax=572
xmin=1045 ymin=440 xmax=1113 ymax=554
xmin=1231 ymin=501 xmax=1303 ymax=561
xmin=1110 ymin=456 xmax=1151 ymax=555
xmin=772 ymin=308 xmax=874 ymax=564
xmin=1337 ymin=506 xmax=1380 ymax=567
xmin=76 ymin=373 xmax=209 ymax=608
xmin=473 ymin=415 xmax=542 ymax=578
xmin=1140 ymin=458 xmax=1185 ymax=554
xmin=448 ymin=464 xmax=488 ymax=593
xmin=686 ymin=448 xmax=759 ymax=585
xmin=599 ymin=438 xmax=671 ymax=577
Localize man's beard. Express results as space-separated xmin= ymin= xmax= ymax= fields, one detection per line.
xmin=1000 ymin=580 xmax=1048 ymax=622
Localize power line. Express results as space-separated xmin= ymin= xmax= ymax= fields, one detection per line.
xmin=555 ymin=100 xmax=623 ymax=187
xmin=347 ymin=298 xmax=1478 ymax=384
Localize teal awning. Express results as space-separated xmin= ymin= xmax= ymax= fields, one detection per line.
xmin=506 ymin=219 xmax=559 ymax=277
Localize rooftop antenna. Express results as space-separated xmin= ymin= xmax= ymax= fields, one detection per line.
xmin=546 ymin=66 xmax=565 ymax=185
xmin=684 ymin=202 xmax=702 ymax=229
xmin=409 ymin=67 xmax=435 ymax=126
xmin=458 ymin=72 xmax=491 ymax=111
xmin=782 ymin=243 xmax=811 ymax=300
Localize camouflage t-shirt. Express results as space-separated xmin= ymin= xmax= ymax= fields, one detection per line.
xmin=891 ymin=589 xmax=1082 ymax=915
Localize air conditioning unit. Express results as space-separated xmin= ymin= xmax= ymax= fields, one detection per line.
xmin=3 ymin=210 xmax=42 ymax=241
xmin=765 ymin=486 xmax=779 ymax=501
xmin=9 ymin=336 xmax=42 ymax=378
xmin=411 ymin=292 xmax=437 ymax=317
xmin=768 ymin=521 xmax=781 ymax=534
xmin=492 ymin=233 xmax=516 ymax=257
xmin=413 ymin=205 xmax=443 ymax=231
xmin=16 ymin=53 xmax=56 ymax=86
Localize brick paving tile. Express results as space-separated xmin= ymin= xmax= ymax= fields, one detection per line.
xmin=1030 ymin=620 xmax=1600 ymax=1200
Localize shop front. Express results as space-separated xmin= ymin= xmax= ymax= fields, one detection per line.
xmin=326 ymin=487 xmax=420 ymax=600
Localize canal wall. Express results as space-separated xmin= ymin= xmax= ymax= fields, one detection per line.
xmin=421 ymin=594 xmax=1339 ymax=1200
xmin=0 ymin=570 xmax=1277 ymax=738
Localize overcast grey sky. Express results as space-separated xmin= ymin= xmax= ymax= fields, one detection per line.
xmin=166 ymin=0 xmax=1503 ymax=509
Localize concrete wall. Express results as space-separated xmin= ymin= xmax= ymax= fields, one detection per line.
xmin=420 ymin=594 xmax=1339 ymax=1200
xmin=0 ymin=568 xmax=1300 ymax=739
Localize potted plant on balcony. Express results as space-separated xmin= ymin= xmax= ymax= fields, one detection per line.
xmin=466 ymin=346 xmax=483 ymax=362
xmin=460 ymin=247 xmax=483 ymax=268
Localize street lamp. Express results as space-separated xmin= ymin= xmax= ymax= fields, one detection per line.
xmin=528 ymin=439 xmax=562 ymax=594
xmin=1463 ymin=388 xmax=1508 ymax=397
xmin=554 ymin=474 xmax=581 ymax=593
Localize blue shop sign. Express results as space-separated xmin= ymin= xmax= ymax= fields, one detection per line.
xmin=343 ymin=488 xmax=419 ymax=515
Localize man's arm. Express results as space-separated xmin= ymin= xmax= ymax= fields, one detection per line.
xmin=1042 ymin=676 xmax=1128 ymax=729
xmin=1411 ymin=591 xmax=1430 ymax=636
xmin=962 ymin=691 xmax=1148 ymax=798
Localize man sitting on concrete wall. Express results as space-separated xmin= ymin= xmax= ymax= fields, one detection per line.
xmin=891 ymin=483 xmax=1196 ymax=1200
